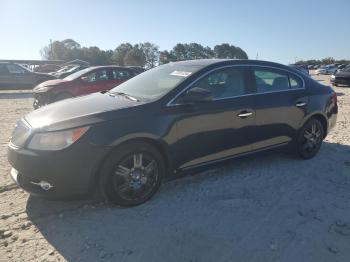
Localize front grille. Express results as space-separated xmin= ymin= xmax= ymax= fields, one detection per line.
xmin=335 ymin=77 xmax=349 ymax=81
xmin=10 ymin=119 xmax=31 ymax=147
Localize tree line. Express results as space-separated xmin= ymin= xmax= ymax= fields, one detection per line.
xmin=296 ymin=57 xmax=350 ymax=66
xmin=40 ymin=39 xmax=248 ymax=68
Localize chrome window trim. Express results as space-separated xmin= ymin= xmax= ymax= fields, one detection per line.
xmin=166 ymin=64 xmax=305 ymax=107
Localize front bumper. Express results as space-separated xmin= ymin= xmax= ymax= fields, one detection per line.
xmin=7 ymin=138 xmax=109 ymax=198
xmin=33 ymin=92 xmax=54 ymax=109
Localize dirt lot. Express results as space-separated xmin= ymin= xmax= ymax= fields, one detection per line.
xmin=0 ymin=72 xmax=349 ymax=262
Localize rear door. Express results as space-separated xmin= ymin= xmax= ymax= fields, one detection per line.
xmin=171 ymin=66 xmax=256 ymax=169
xmin=251 ymin=66 xmax=308 ymax=150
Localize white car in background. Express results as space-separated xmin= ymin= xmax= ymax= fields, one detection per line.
xmin=315 ymin=65 xmax=338 ymax=75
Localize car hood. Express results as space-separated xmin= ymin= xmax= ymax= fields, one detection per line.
xmin=33 ymin=79 xmax=69 ymax=92
xmin=36 ymin=79 xmax=68 ymax=87
xmin=25 ymin=92 xmax=143 ymax=131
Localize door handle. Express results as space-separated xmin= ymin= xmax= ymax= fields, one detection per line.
xmin=237 ymin=111 xmax=253 ymax=118
xmin=295 ymin=102 xmax=307 ymax=107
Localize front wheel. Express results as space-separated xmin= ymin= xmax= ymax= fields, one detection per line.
xmin=296 ymin=118 xmax=324 ymax=159
xmin=99 ymin=142 xmax=165 ymax=206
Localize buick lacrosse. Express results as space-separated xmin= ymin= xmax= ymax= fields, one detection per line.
xmin=8 ymin=59 xmax=338 ymax=206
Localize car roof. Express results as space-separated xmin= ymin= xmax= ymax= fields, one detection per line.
xmin=87 ymin=65 xmax=135 ymax=70
xmin=169 ymin=59 xmax=299 ymax=73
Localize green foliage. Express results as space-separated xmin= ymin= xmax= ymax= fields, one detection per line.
xmin=213 ymin=43 xmax=248 ymax=59
xmin=40 ymin=39 xmax=249 ymax=67
xmin=296 ymin=57 xmax=350 ymax=65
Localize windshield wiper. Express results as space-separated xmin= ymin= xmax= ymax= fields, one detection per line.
xmin=108 ymin=91 xmax=139 ymax=102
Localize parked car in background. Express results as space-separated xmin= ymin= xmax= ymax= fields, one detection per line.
xmin=331 ymin=66 xmax=350 ymax=86
xmin=9 ymin=59 xmax=338 ymax=206
xmin=33 ymin=66 xmax=138 ymax=108
xmin=34 ymin=64 xmax=62 ymax=73
xmin=315 ymin=65 xmax=338 ymax=75
xmin=289 ymin=64 xmax=309 ymax=75
xmin=337 ymin=64 xmax=348 ymax=70
xmin=51 ymin=65 xmax=88 ymax=79
xmin=0 ymin=62 xmax=56 ymax=89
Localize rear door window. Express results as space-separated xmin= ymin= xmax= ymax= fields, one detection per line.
xmin=253 ymin=67 xmax=303 ymax=93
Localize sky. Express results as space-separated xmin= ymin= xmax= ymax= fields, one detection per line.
xmin=0 ymin=0 xmax=349 ymax=64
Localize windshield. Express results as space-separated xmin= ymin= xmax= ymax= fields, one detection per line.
xmin=67 ymin=66 xmax=79 ymax=72
xmin=110 ymin=63 xmax=202 ymax=99
xmin=63 ymin=67 xmax=91 ymax=81
xmin=56 ymin=66 xmax=71 ymax=73
xmin=18 ymin=64 xmax=32 ymax=72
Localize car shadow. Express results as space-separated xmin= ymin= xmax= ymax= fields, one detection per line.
xmin=336 ymin=92 xmax=345 ymax=97
xmin=25 ymin=141 xmax=350 ymax=262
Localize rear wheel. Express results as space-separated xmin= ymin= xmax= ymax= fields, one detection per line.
xmin=99 ymin=142 xmax=164 ymax=206
xmin=296 ymin=118 xmax=324 ymax=159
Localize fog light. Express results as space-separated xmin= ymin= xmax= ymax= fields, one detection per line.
xmin=31 ymin=180 xmax=53 ymax=191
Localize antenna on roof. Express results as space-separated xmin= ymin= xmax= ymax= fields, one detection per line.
xmin=256 ymin=52 xmax=258 ymax=60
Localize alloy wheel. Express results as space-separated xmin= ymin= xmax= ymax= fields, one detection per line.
xmin=112 ymin=152 xmax=159 ymax=202
xmin=298 ymin=120 xmax=323 ymax=159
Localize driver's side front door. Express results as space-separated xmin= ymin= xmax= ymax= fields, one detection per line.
xmin=80 ymin=69 xmax=109 ymax=95
xmin=171 ymin=66 xmax=256 ymax=170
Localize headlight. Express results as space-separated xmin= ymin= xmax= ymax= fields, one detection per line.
xmin=28 ymin=126 xmax=89 ymax=150
xmin=34 ymin=85 xmax=50 ymax=93
xmin=331 ymin=75 xmax=335 ymax=79
xmin=10 ymin=120 xmax=31 ymax=147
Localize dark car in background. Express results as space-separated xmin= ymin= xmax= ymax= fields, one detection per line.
xmin=8 ymin=59 xmax=337 ymax=206
xmin=33 ymin=66 xmax=138 ymax=108
xmin=0 ymin=62 xmax=56 ymax=89
xmin=331 ymin=66 xmax=350 ymax=86
xmin=51 ymin=65 xmax=88 ymax=79
xmin=34 ymin=64 xmax=62 ymax=73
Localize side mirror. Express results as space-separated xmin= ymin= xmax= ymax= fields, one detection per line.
xmin=179 ymin=87 xmax=213 ymax=103
xmin=81 ymin=76 xmax=88 ymax=82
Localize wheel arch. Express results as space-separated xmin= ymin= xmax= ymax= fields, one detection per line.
xmin=300 ymin=112 xmax=328 ymax=138
xmin=89 ymin=136 xmax=172 ymax=193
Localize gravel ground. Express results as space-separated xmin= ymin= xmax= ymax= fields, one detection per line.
xmin=0 ymin=72 xmax=349 ymax=262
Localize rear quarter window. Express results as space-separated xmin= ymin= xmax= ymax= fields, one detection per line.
xmin=289 ymin=74 xmax=303 ymax=89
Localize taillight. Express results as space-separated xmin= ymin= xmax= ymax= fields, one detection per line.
xmin=331 ymin=92 xmax=337 ymax=104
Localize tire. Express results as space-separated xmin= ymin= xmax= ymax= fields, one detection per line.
xmin=54 ymin=92 xmax=73 ymax=102
xmin=296 ymin=118 xmax=324 ymax=159
xmin=99 ymin=141 xmax=165 ymax=206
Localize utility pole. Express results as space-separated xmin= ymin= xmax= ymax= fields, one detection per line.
xmin=49 ymin=39 xmax=53 ymax=60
